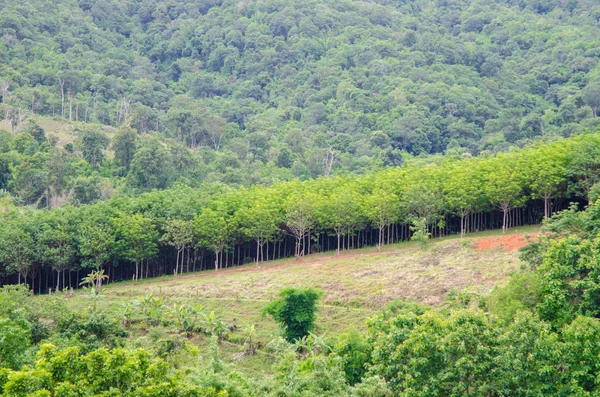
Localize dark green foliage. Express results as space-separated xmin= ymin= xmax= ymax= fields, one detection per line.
xmin=263 ymin=288 xmax=323 ymax=342
xmin=75 ymin=126 xmax=109 ymax=169
xmin=54 ymin=313 xmax=128 ymax=351
xmin=22 ymin=120 xmax=45 ymax=144
xmin=0 ymin=0 xmax=599 ymax=192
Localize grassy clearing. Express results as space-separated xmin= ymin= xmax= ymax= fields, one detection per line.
xmin=60 ymin=226 xmax=537 ymax=376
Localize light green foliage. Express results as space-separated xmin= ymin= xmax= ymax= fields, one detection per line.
xmin=486 ymin=272 xmax=542 ymax=322
xmin=111 ymin=213 xmax=159 ymax=280
xmin=0 ymin=318 xmax=30 ymax=370
xmin=1 ymin=344 xmax=224 ymax=397
xmin=409 ymin=217 xmax=431 ymax=247
xmin=334 ymin=329 xmax=371 ymax=386
xmin=537 ymin=235 xmax=600 ymax=328
xmin=194 ymin=208 xmax=231 ymax=270
xmin=263 ymin=288 xmax=323 ymax=342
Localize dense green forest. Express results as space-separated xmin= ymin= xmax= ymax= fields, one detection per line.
xmin=2 ymin=132 xmax=598 ymax=290
xmin=2 ymin=0 xmax=600 ymax=199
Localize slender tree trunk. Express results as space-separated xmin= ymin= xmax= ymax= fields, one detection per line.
xmin=337 ymin=232 xmax=341 ymax=255
xmin=68 ymin=90 xmax=73 ymax=122
xmin=256 ymin=240 xmax=260 ymax=265
xmin=60 ymin=80 xmax=65 ymax=120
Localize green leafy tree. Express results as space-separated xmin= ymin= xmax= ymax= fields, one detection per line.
xmin=263 ymin=287 xmax=323 ymax=342
xmin=112 ymin=213 xmax=159 ymax=281
xmin=193 ymin=208 xmax=230 ymax=271
xmin=75 ymin=126 xmax=109 ymax=169
xmin=365 ymin=190 xmax=399 ymax=250
xmin=163 ymin=218 xmax=194 ymax=276
xmin=129 ymin=136 xmax=171 ymax=190
xmin=284 ymin=193 xmax=316 ymax=257
xmin=111 ymin=127 xmax=138 ymax=171
xmin=566 ymin=135 xmax=600 ymax=204
xmin=236 ymin=192 xmax=281 ymax=264
xmin=78 ymin=223 xmax=115 ymax=271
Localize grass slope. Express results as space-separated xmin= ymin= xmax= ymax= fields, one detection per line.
xmin=63 ymin=226 xmax=537 ymax=376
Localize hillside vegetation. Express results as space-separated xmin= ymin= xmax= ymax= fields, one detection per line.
xmin=1 ymin=0 xmax=600 ymax=193
xmin=5 ymin=0 xmax=600 ymax=395
xmin=1 ymin=133 xmax=597 ymax=289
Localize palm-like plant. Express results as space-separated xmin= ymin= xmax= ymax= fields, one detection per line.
xmin=293 ymin=332 xmax=332 ymax=358
xmin=135 ymin=293 xmax=164 ymax=328
xmin=170 ymin=303 xmax=204 ymax=336
xmin=79 ymin=269 xmax=109 ymax=293
xmin=201 ymin=311 xmax=228 ymax=341
xmin=243 ymin=324 xmax=256 ymax=355
xmin=118 ymin=301 xmax=136 ymax=329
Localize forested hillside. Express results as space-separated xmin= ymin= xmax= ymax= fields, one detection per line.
xmin=1 ymin=0 xmax=600 ymax=201
xmin=1 ymin=132 xmax=598 ymax=291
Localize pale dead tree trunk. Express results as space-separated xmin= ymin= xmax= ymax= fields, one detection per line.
xmin=460 ymin=209 xmax=469 ymax=238
xmin=68 ymin=88 xmax=73 ymax=122
xmin=0 ymin=81 xmax=9 ymax=100
xmin=93 ymin=90 xmax=98 ymax=121
xmin=543 ymin=193 xmax=552 ymax=219
xmin=256 ymin=239 xmax=261 ymax=265
xmin=214 ymin=250 xmax=220 ymax=271
xmin=499 ymin=200 xmax=511 ymax=234
xmin=116 ymin=97 xmax=130 ymax=125
xmin=322 ymin=146 xmax=336 ymax=177
xmin=59 ymin=79 xmax=65 ymax=120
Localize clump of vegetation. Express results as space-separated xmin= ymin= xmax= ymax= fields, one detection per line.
xmin=263 ymin=287 xmax=323 ymax=343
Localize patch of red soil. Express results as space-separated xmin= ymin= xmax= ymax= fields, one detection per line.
xmin=475 ymin=233 xmax=531 ymax=252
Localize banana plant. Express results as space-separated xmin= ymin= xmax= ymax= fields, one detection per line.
xmin=244 ymin=324 xmax=256 ymax=355
xmin=170 ymin=303 xmax=205 ymax=336
xmin=293 ymin=332 xmax=332 ymax=358
xmin=135 ymin=293 xmax=164 ymax=328
xmin=201 ymin=311 xmax=228 ymax=341
xmin=118 ymin=301 xmax=136 ymax=329
xmin=79 ymin=269 xmax=109 ymax=293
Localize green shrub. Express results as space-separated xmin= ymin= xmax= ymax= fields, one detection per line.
xmin=334 ymin=329 xmax=371 ymax=385
xmin=486 ymin=272 xmax=542 ymax=322
xmin=263 ymin=288 xmax=323 ymax=342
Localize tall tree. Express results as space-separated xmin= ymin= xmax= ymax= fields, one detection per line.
xmin=111 ymin=127 xmax=138 ymax=171
xmin=193 ymin=208 xmax=231 ymax=271
xmin=112 ymin=213 xmax=158 ymax=281
xmin=285 ymin=193 xmax=316 ymax=257
xmin=163 ymin=218 xmax=194 ymax=276
xmin=76 ymin=126 xmax=110 ymax=169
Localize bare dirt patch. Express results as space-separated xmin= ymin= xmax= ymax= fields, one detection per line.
xmin=475 ymin=233 xmax=532 ymax=252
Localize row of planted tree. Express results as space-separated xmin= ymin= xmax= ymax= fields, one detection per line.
xmin=1 ymin=133 xmax=599 ymax=292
